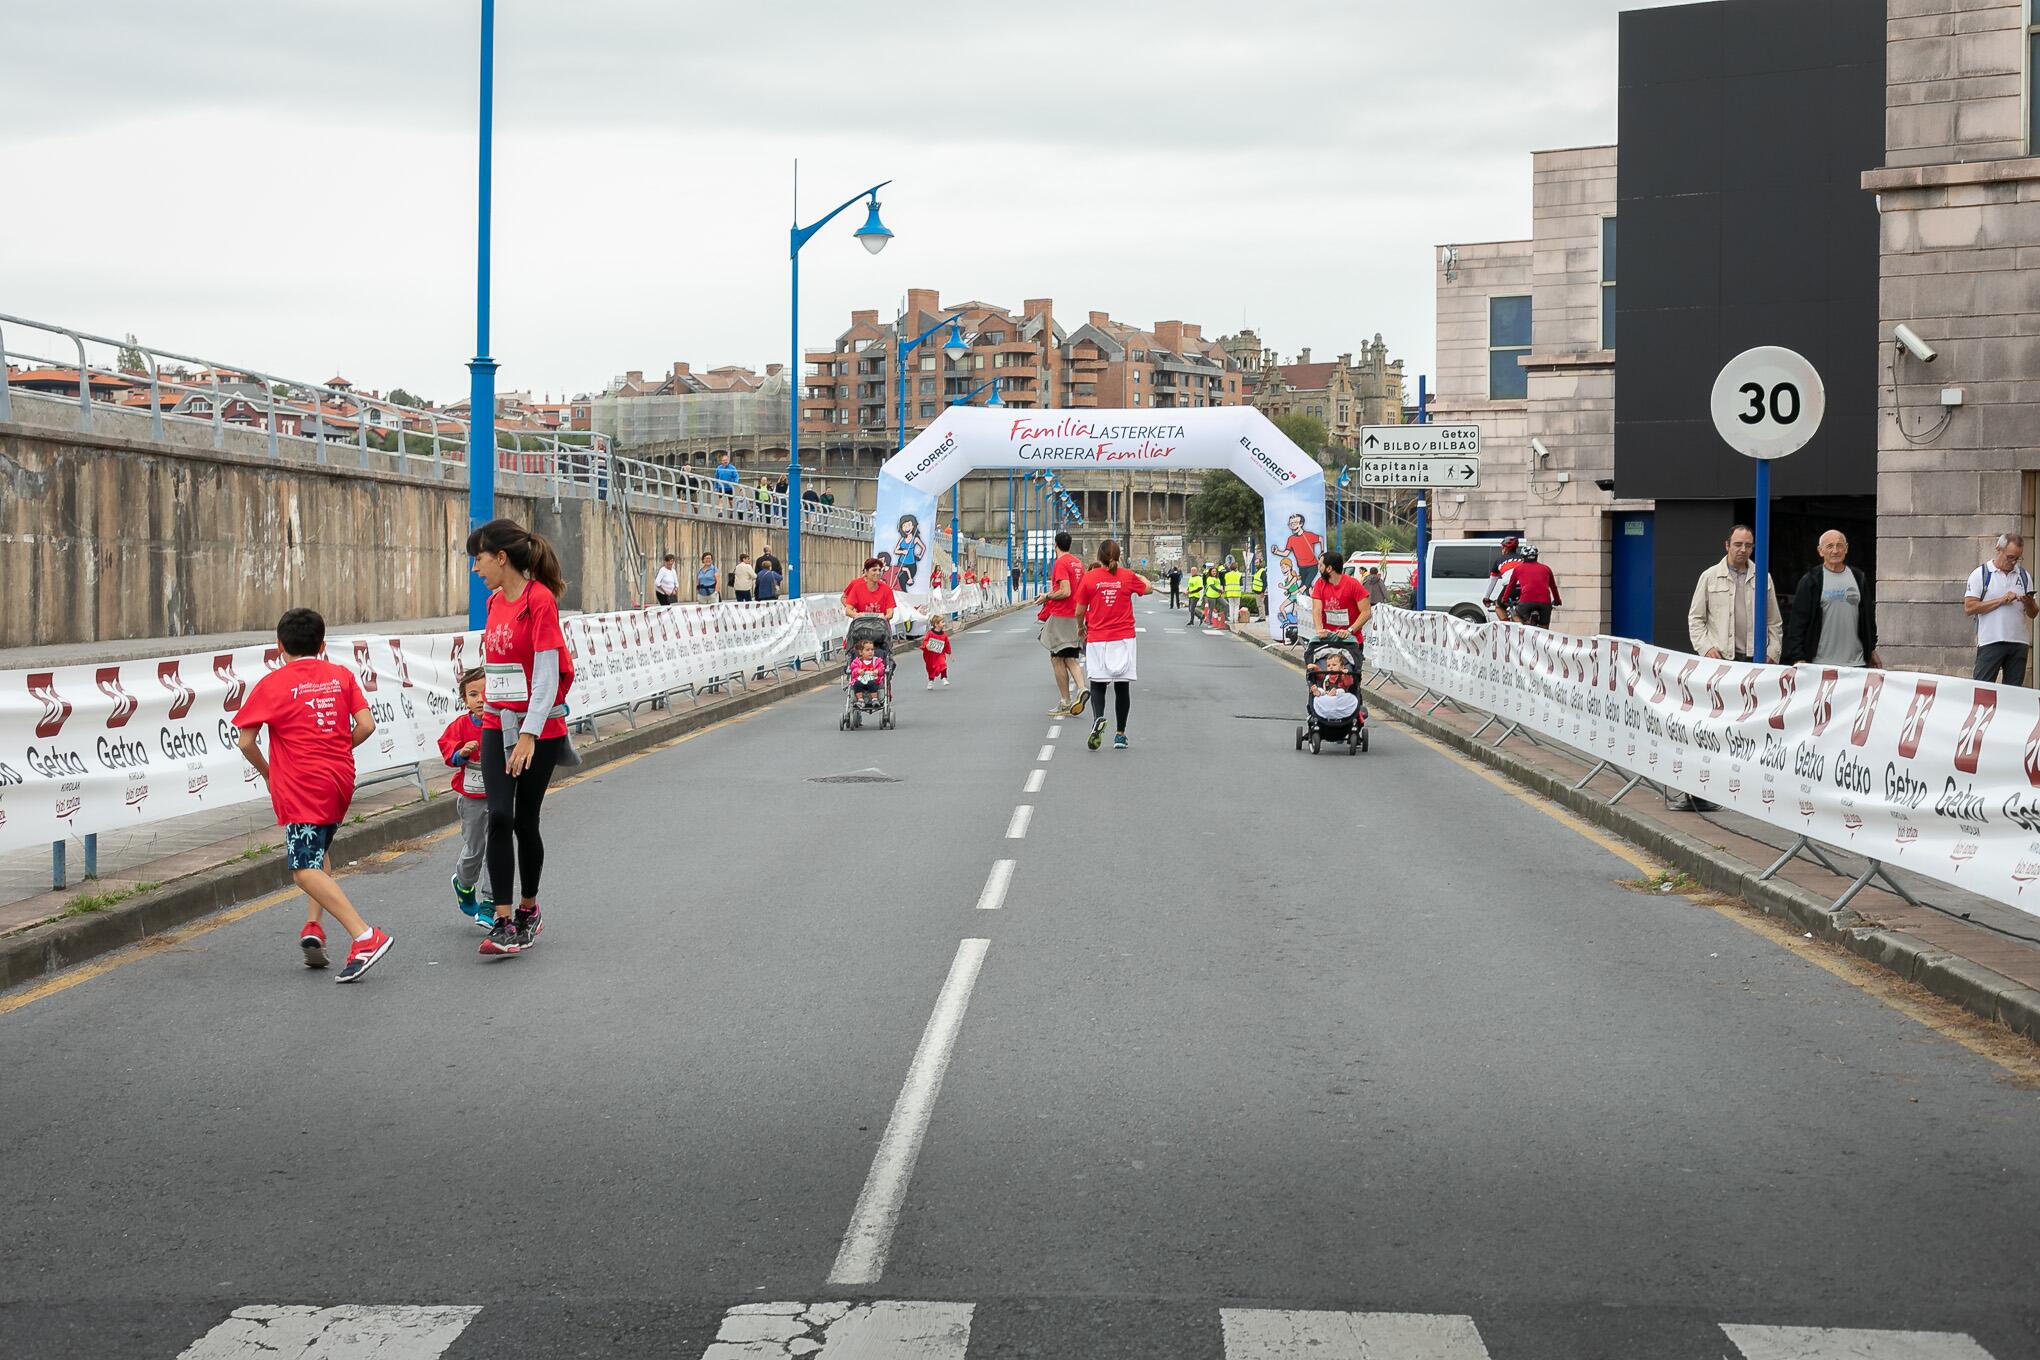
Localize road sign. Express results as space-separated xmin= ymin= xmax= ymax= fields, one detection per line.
xmin=1359 ymin=456 xmax=1482 ymax=489
xmin=1709 ymin=346 xmax=1825 ymax=460
xmin=1357 ymin=424 xmax=1480 ymax=457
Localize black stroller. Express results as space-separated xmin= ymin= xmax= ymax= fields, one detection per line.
xmin=1295 ymin=634 xmax=1367 ymax=755
xmin=839 ymin=615 xmax=896 ymax=731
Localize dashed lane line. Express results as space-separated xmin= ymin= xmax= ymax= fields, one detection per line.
xmin=1037 ymin=745 xmax=1055 ymax=762
xmin=1005 ymin=806 xmax=1033 ymax=839
xmin=975 ymin=860 xmax=1015 ymax=912
xmin=1047 ymin=725 xmax=1062 ymax=739
xmin=1024 ymin=769 xmax=1046 ymax=794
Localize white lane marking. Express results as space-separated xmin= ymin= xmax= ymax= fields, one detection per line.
xmin=1005 ymin=805 xmax=1033 ymax=839
xmin=1135 ymin=627 xmax=1146 ymax=633
xmin=976 ymin=859 xmax=1015 ymax=911
xmin=1024 ymin=768 xmax=1046 ymax=793
xmin=1722 ymin=1325 xmax=1996 ymax=1360
xmin=179 ymin=1305 xmax=482 ymax=1359
xmin=704 ymin=1300 xmax=975 ymax=1358
xmin=1047 ymin=725 xmax=1062 ymax=738
xmin=1037 ymin=744 xmax=1055 ymax=761
xmin=828 ymin=940 xmax=991 ymax=1286
xmin=1220 ymin=1308 xmax=1492 ymax=1359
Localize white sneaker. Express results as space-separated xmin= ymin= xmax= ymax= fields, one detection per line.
xmin=927 ymin=680 xmax=935 ymax=690
xmin=940 ymin=677 xmax=950 ymax=687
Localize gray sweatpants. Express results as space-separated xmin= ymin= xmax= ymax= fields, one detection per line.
xmin=454 ymin=794 xmax=490 ymax=896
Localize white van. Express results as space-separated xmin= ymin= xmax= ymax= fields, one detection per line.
xmin=1421 ymin=537 xmax=1516 ymax=622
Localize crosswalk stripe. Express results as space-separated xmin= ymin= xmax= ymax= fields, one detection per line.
xmin=1220 ymin=1308 xmax=1492 ymax=1359
xmin=704 ymin=1300 xmax=974 ymax=1358
xmin=1722 ymin=1324 xmax=1996 ymax=1360
xmin=178 ymin=1304 xmax=481 ymax=1359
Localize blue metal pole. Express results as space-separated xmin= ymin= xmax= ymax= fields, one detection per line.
xmin=787 ymin=209 xmax=803 ymax=600
xmin=466 ymin=0 xmax=498 ymax=631
xmin=1007 ymin=470 xmax=1015 ymax=595
xmin=1414 ymin=373 xmax=1429 ymax=613
xmin=1753 ymin=459 xmax=1771 ymax=659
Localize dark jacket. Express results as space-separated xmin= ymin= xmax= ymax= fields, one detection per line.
xmin=1784 ymin=564 xmax=1876 ymax=665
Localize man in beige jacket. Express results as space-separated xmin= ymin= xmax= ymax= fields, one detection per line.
xmin=1687 ymin=524 xmax=1781 ymax=664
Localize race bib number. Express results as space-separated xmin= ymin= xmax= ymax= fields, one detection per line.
xmin=928 ymin=639 xmax=946 ymax=653
xmin=485 ymin=664 xmax=529 ymax=704
xmin=1326 ymin=609 xmax=1351 ymax=628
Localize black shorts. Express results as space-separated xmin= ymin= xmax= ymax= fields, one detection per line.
xmin=655 ymin=591 xmax=677 ymax=606
xmin=1513 ymin=602 xmax=1553 ymax=627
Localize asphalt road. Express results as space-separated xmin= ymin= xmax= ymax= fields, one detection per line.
xmin=2 ymin=596 xmax=2037 ymax=1359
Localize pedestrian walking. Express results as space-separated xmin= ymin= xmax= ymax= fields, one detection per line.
xmin=1965 ymin=532 xmax=2037 ymax=684
xmin=734 ymin=554 xmax=757 ymax=602
xmin=231 ymin=607 xmax=393 ymax=983
xmin=1166 ymin=565 xmax=1182 ymax=609
xmin=438 ymin=668 xmax=495 ymax=933
xmin=695 ymin=551 xmax=718 ymax=603
xmin=467 ymin=517 xmax=577 ymax=959
xmin=1183 ymin=565 xmax=1204 ymax=625
xmin=1784 ymin=530 xmax=1881 ymax=668
xmin=713 ymin=453 xmax=740 ymax=517
xmin=1075 ymin=539 xmax=1149 ymax=751
xmin=653 ymin=553 xmax=680 ymax=607
xmin=1039 ymin=529 xmax=1089 ymax=716
xmin=921 ymin=616 xmax=953 ymax=689
xmin=1686 ymin=524 xmax=1780 ymax=662
xmin=1362 ymin=565 xmax=1387 ymax=610
xmin=754 ymin=555 xmax=783 ymax=602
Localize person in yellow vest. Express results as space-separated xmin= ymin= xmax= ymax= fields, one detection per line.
xmin=1184 ymin=565 xmax=1206 ymax=627
xmin=1251 ymin=561 xmax=1266 ymax=619
xmin=1202 ymin=565 xmax=1225 ymax=627
xmin=1222 ymin=560 xmax=1245 ymax=626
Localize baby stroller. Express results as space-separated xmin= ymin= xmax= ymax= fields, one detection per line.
xmin=839 ymin=615 xmax=896 ymax=731
xmin=1296 ymin=634 xmax=1367 ymax=755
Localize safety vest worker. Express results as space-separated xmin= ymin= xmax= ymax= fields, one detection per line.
xmin=1223 ymin=569 xmax=1243 ymax=599
xmin=1251 ymin=565 xmax=1265 ymax=595
xmin=1203 ymin=572 xmax=1223 ymax=599
xmin=1186 ymin=573 xmax=1206 ymax=600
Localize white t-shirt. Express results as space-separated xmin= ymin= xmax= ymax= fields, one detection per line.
xmin=654 ymin=566 xmax=679 ymax=596
xmin=1967 ymin=561 xmax=2034 ymax=647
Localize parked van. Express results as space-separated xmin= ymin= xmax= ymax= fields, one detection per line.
xmin=1420 ymin=536 xmax=1517 ymax=622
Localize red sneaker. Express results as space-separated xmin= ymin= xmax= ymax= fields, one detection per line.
xmin=334 ymin=927 xmax=392 ymax=984
xmin=299 ymin=921 xmax=328 ymax=970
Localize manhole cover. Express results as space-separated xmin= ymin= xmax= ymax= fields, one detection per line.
xmin=809 ymin=768 xmax=902 ymax=784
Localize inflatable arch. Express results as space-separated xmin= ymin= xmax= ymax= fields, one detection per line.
xmin=872 ymin=407 xmax=1327 ymax=641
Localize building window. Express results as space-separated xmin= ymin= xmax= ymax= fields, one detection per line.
xmin=1132 ymin=371 xmax=1141 ymax=384
xmin=1488 ymin=294 xmax=1531 ymax=400
xmin=1600 ymin=217 xmax=1617 ymax=351
xmin=918 ymin=402 xmax=935 ymax=418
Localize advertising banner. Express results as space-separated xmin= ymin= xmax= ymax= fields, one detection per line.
xmin=1367 ymin=607 xmax=2040 ymax=917
xmin=874 ymin=406 xmax=1324 ymax=641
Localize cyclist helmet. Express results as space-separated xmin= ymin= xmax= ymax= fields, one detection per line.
xmin=1501 ymin=535 xmax=1520 ymax=551
xmin=1521 ymin=545 xmax=1540 ymax=561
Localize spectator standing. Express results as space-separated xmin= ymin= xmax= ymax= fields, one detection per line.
xmin=1222 ymin=559 xmax=1244 ymax=626
xmin=1686 ymin=524 xmax=1780 ymax=662
xmin=754 ymin=556 xmax=783 ymax=602
xmin=1166 ymin=565 xmax=1182 ymax=609
xmin=734 ymin=554 xmax=757 ymax=602
xmin=1183 ymin=565 xmax=1204 ymax=625
xmin=801 ymin=484 xmax=820 ymax=507
xmin=754 ymin=477 xmax=772 ymax=523
xmin=1784 ymin=530 xmax=1881 ymax=668
xmin=1965 ymin=532 xmax=2037 ymax=684
xmin=653 ymin=553 xmax=680 ymax=607
xmin=818 ymin=484 xmax=836 ymax=507
xmin=713 ymin=454 xmax=740 ymax=517
xmin=695 ymin=551 xmax=719 ymax=603
xmin=1362 ymin=566 xmax=1387 ymax=609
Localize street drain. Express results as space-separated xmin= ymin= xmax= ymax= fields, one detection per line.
xmin=809 ymin=768 xmax=902 ymax=784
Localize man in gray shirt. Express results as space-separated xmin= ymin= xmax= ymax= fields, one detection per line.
xmin=1784 ymin=530 xmax=1882 ymax=668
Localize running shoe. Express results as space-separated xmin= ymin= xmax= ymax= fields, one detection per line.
xmin=299 ymin=921 xmax=328 ymax=970
xmin=452 ymin=873 xmax=482 ymax=921
xmin=334 ymin=927 xmax=392 ymax=984
xmin=940 ymin=676 xmax=950 ymax=687
xmin=1068 ymin=690 xmax=1089 ymax=717
xmin=927 ymin=680 xmax=935 ymax=690
xmin=1087 ymin=716 xmax=1107 ymax=751
xmin=1114 ymin=733 xmax=1128 ymax=751
xmin=513 ymin=904 xmax=544 ymax=951
xmin=480 ymin=914 xmax=522 ymax=957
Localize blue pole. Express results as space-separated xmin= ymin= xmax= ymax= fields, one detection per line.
xmin=1414 ymin=373 xmax=1429 ymax=613
xmin=1007 ymin=470 xmax=1015 ymax=595
xmin=1753 ymin=459 xmax=1771 ymax=659
xmin=787 ymin=206 xmax=803 ymax=600
xmin=466 ymin=0 xmax=498 ymax=631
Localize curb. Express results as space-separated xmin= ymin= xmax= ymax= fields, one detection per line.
xmin=0 ymin=602 xmax=1027 ymax=997
xmin=1245 ymin=632 xmax=2040 ymax=1042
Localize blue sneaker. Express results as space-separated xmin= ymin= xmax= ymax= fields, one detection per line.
xmin=1113 ymin=733 xmax=1128 ymax=751
xmin=453 ymin=873 xmax=482 ymax=921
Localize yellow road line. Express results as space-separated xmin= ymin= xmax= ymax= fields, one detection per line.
xmin=0 ymin=713 xmax=749 ymax=1018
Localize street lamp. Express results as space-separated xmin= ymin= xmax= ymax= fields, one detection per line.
xmin=895 ymin=309 xmax=974 ymax=453
xmin=788 ymin=169 xmax=892 ymax=599
xmin=467 ymin=0 xmax=499 ymax=630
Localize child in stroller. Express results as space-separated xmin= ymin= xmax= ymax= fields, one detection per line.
xmin=840 ymin=615 xmax=896 ymax=730
xmin=1297 ymin=635 xmax=1367 ymax=754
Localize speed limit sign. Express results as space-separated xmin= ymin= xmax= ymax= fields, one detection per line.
xmin=1709 ymin=346 xmax=1825 ymax=460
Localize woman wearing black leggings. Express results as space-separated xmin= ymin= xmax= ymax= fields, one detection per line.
xmin=1073 ymin=540 xmax=1149 ymax=751
xmin=468 ymin=518 xmax=576 ymax=957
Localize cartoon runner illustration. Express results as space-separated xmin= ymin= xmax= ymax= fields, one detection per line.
xmin=893 ymin=514 xmax=927 ymax=592
xmin=1283 ymin=514 xmax=1324 ymax=591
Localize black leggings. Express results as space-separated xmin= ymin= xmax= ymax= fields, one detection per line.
xmin=1088 ymin=680 xmax=1131 ymax=732
xmin=480 ymin=727 xmax=565 ymax=905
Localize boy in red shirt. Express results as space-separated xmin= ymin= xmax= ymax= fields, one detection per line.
xmin=436 ymin=668 xmax=494 ymax=933
xmin=921 ymin=618 xmax=953 ymax=689
xmin=233 ymin=608 xmax=393 ymax=983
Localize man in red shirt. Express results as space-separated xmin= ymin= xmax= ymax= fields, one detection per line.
xmin=1038 ymin=529 xmax=1088 ymax=716
xmin=1309 ymin=551 xmax=1372 ymax=638
xmin=842 ymin=556 xmax=898 ymax=618
xmin=1496 ymin=545 xmax=1562 ymax=628
xmin=233 ymin=608 xmax=393 ymax=984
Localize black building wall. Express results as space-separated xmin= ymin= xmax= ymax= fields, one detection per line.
xmin=1614 ymin=0 xmax=1884 ymax=646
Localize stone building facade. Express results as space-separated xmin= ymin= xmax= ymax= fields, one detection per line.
xmin=1864 ymin=0 xmax=2040 ymax=674
xmin=1246 ymin=338 xmax=1405 ymax=450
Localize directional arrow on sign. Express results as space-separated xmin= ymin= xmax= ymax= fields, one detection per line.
xmin=1363 ymin=433 xmax=1381 ymax=450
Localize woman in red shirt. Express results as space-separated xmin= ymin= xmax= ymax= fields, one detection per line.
xmin=1309 ymin=550 xmax=1372 ymax=639
xmin=842 ymin=556 xmax=898 ymax=619
xmin=1073 ymin=540 xmax=1150 ymax=751
xmin=467 ymin=517 xmax=576 ymax=959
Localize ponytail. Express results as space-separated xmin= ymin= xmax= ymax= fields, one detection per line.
xmin=466 ymin=517 xmax=567 ymax=597
xmin=1097 ymin=539 xmax=1123 ymax=575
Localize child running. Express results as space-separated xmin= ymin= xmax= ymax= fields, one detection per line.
xmin=921 ymin=618 xmax=953 ymax=690
xmin=232 ymin=607 xmax=393 ymax=983
xmin=437 ymin=668 xmax=494 ymax=933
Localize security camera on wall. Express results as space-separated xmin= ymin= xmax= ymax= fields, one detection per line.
xmin=1531 ymin=438 xmax=1551 ymax=461
xmin=1894 ymin=324 xmax=1937 ymax=364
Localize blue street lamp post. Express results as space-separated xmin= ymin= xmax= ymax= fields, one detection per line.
xmin=467 ymin=0 xmax=498 ymax=630
xmin=788 ymin=169 xmax=892 ymax=599
xmin=1414 ymin=373 xmax=1430 ymax=613
xmin=897 ymin=311 xmax=973 ymax=452
xmin=944 ymin=379 xmax=1002 ymax=585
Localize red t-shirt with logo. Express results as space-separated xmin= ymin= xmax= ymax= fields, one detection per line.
xmin=843 ymin=577 xmax=896 ymax=616
xmin=1075 ymin=566 xmax=1149 ymax=642
xmin=1044 ymin=552 xmax=1084 ymax=618
xmin=233 ymin=657 xmax=367 ymax=827
xmin=482 ymin=581 xmax=574 ymax=739
xmin=1311 ymin=573 xmax=1369 ymax=632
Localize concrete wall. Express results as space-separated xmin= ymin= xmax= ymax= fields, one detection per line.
xmin=0 ymin=421 xmax=871 ymax=649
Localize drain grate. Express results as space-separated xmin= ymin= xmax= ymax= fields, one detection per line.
xmin=809 ymin=768 xmax=902 ymax=784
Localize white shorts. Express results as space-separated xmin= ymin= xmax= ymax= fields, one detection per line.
xmin=1084 ymin=639 xmax=1138 ymax=682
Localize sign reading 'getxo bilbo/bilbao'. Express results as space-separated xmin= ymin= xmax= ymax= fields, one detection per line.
xmin=1367 ymin=607 xmax=2040 ymax=916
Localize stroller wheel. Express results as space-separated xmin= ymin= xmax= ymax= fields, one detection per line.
xmin=1348 ymin=732 xmax=1359 ymax=754
xmin=1361 ymin=729 xmax=1370 ymax=752
xmin=839 ymin=713 xmax=850 ymax=731
xmin=1310 ymin=733 xmax=1322 ymax=755
xmin=853 ymin=709 xmax=864 ymax=730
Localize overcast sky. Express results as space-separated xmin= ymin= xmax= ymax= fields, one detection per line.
xmin=1 ymin=1 xmax=1685 ymax=405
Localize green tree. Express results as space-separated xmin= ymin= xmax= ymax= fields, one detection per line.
xmin=1335 ymin=521 xmax=1416 ymax=556
xmin=1271 ymin=411 xmax=1330 ymax=462
xmin=1186 ymin=468 xmax=1262 ymax=546
xmin=116 ymin=333 xmax=147 ymax=374
xmin=388 ymin=387 xmax=427 ymax=409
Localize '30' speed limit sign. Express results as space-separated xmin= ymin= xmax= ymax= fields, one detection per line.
xmin=1709 ymin=346 xmax=1825 ymax=460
